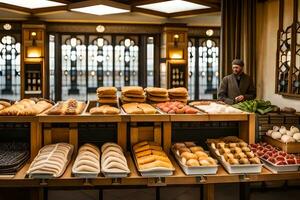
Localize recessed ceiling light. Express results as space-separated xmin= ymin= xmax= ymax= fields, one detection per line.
xmin=137 ymin=0 xmax=209 ymax=13
xmin=0 ymin=0 xmax=65 ymax=9
xmin=71 ymin=4 xmax=129 ymax=16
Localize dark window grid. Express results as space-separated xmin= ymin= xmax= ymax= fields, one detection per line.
xmin=48 ymin=33 xmax=159 ymax=101
xmin=0 ymin=35 xmax=21 ymax=100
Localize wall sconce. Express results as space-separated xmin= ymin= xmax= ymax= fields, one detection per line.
xmin=26 ymin=31 xmax=42 ymax=58
xmin=169 ymin=49 xmax=183 ymax=60
xmin=173 ymin=34 xmax=179 ymax=48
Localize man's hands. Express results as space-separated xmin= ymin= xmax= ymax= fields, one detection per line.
xmin=235 ymin=95 xmax=245 ymax=103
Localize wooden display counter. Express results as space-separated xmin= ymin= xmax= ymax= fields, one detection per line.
xmin=0 ymin=112 xmax=299 ymax=200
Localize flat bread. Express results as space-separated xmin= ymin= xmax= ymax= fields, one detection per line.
xmin=122 ymin=103 xmax=144 ymax=114
xmin=145 ymin=87 xmax=168 ymax=95
xmin=123 ymin=93 xmax=146 ymax=98
xmin=121 ymin=96 xmax=146 ymax=103
xmin=137 ymin=103 xmax=157 ymax=114
xmin=97 ymin=94 xmax=117 ymax=98
xmin=168 ymin=87 xmax=188 ymax=96
xmin=121 ymin=86 xmax=144 ymax=95
xmin=147 ymin=95 xmax=170 ymax=102
xmin=98 ymin=99 xmax=118 ymax=104
xmin=90 ymin=105 xmax=120 ymax=114
xmin=96 ymin=87 xmax=117 ymax=95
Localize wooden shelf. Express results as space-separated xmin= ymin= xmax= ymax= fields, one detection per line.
xmin=208 ymin=113 xmax=249 ymax=121
xmin=170 ymin=113 xmax=209 ymax=122
xmin=129 ymin=114 xmax=170 ymax=122
xmin=0 ymin=116 xmax=37 ymax=122
xmin=38 ymin=114 xmax=125 ymax=123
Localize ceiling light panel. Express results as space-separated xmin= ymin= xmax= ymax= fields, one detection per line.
xmin=137 ymin=0 xmax=209 ymax=13
xmin=71 ymin=5 xmax=129 ymax=16
xmin=0 ymin=0 xmax=65 ymax=9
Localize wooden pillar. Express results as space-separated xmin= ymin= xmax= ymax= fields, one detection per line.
xmin=118 ymin=122 xmax=127 ymax=150
xmin=163 ymin=121 xmax=172 ymax=152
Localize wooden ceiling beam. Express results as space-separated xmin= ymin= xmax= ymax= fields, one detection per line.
xmin=31 ymin=5 xmax=68 ymax=14
xmin=0 ymin=2 xmax=31 ymax=13
xmin=68 ymin=0 xmax=130 ymax=10
xmin=131 ymin=7 xmax=169 ymax=17
xmin=186 ymin=0 xmax=220 ymax=9
xmin=168 ymin=7 xmax=220 ymax=17
xmin=129 ymin=0 xmax=167 ymax=6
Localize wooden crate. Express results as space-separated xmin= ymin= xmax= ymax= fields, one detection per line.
xmin=268 ymin=113 xmax=285 ymax=124
xmin=263 ymin=135 xmax=300 ymax=153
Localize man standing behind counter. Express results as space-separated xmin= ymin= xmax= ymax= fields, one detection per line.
xmin=218 ymin=59 xmax=256 ymax=105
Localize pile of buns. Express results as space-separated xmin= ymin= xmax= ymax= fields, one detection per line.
xmin=27 ymin=143 xmax=73 ymax=178
xmin=172 ymin=142 xmax=217 ymax=167
xmin=168 ymin=87 xmax=189 ymax=103
xmin=47 ymin=99 xmax=85 ymax=115
xmin=209 ymin=137 xmax=261 ymax=165
xmin=133 ymin=141 xmax=174 ymax=170
xmin=0 ymin=99 xmax=53 ymax=116
xmin=121 ymin=86 xmax=145 ymax=103
xmin=72 ymin=144 xmax=100 ymax=174
xmin=0 ymin=101 xmax=11 ymax=111
xmin=144 ymin=87 xmax=169 ymax=103
xmin=101 ymin=143 xmax=129 ymax=174
xmin=96 ymin=87 xmax=118 ymax=104
xmin=90 ymin=105 xmax=120 ymax=115
xmin=156 ymin=101 xmax=198 ymax=114
xmin=122 ymin=103 xmax=156 ymax=114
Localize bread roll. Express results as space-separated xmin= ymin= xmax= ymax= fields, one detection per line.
xmin=186 ymin=159 xmax=200 ymax=167
xmin=190 ymin=146 xmax=204 ymax=153
xmin=180 ymin=152 xmax=197 ymax=160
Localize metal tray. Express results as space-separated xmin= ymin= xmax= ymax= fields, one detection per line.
xmin=171 ymin=148 xmax=218 ymax=175
xmin=209 ymin=146 xmax=263 ymax=174
xmin=73 ymin=171 xmax=99 ymax=178
xmin=28 ymin=145 xmax=74 ymax=179
xmin=101 ymin=171 xmax=129 ymax=178
xmin=260 ymin=158 xmax=300 ymax=173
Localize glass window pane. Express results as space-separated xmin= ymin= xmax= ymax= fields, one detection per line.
xmin=0 ymin=35 xmax=21 ymax=100
xmin=61 ymin=35 xmax=86 ymax=101
xmin=49 ymin=35 xmax=55 ymax=100
xmin=147 ymin=37 xmax=154 ymax=87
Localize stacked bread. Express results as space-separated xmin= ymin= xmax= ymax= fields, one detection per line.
xmin=0 ymin=101 xmax=11 ymax=111
xmin=47 ymin=99 xmax=85 ymax=115
xmin=101 ymin=143 xmax=129 ymax=174
xmin=90 ymin=105 xmax=120 ymax=115
xmin=172 ymin=142 xmax=217 ymax=167
xmin=168 ymin=87 xmax=189 ymax=104
xmin=72 ymin=144 xmax=100 ymax=175
xmin=122 ymin=103 xmax=156 ymax=114
xmin=133 ymin=141 xmax=174 ymax=170
xmin=144 ymin=87 xmax=169 ymax=103
xmin=27 ymin=143 xmax=73 ymax=178
xmin=121 ymin=86 xmax=145 ymax=103
xmin=96 ymin=87 xmax=118 ymax=105
xmin=0 ymin=99 xmax=52 ymax=116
